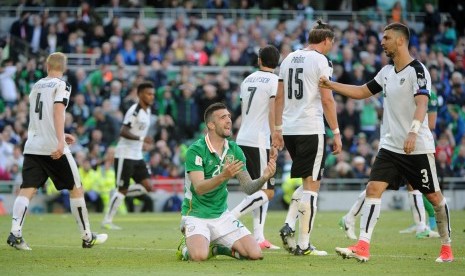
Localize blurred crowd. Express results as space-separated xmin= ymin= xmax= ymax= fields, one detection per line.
xmin=0 ymin=1 xmax=465 ymax=211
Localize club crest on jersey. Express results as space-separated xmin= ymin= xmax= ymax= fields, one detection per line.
xmin=417 ymin=78 xmax=427 ymax=88
xmin=225 ymin=154 xmax=235 ymax=164
xmin=400 ymin=78 xmax=405 ymax=85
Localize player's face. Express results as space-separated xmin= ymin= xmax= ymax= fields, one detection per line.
xmin=211 ymin=108 xmax=232 ymax=138
xmin=139 ymin=88 xmax=155 ymax=106
xmin=323 ymin=37 xmax=335 ymax=54
xmin=381 ymin=30 xmax=398 ymax=58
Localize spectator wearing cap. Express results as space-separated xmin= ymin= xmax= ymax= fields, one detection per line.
xmin=352 ymin=156 xmax=369 ymax=178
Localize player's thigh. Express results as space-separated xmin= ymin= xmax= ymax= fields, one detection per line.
xmin=369 ymin=149 xmax=403 ymax=190
xmin=21 ymin=154 xmax=49 ymax=189
xmin=182 ymin=216 xmax=211 ymax=241
xmin=402 ymin=153 xmax=440 ymax=194
xmin=286 ymin=134 xmax=326 ymax=180
xmin=132 ymin=159 xmax=151 ymax=184
xmin=44 ymin=153 xmax=80 ymax=190
xmin=114 ymin=158 xmax=135 ymax=189
xmin=211 ymin=212 xmax=251 ymax=248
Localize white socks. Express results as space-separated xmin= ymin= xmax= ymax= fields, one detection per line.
xmin=103 ymin=191 xmax=125 ymax=224
xmin=231 ymin=190 xmax=268 ymax=218
xmin=70 ymin=197 xmax=92 ymax=241
xmin=433 ymin=198 xmax=452 ymax=245
xmin=284 ymin=185 xmax=303 ymax=230
xmin=252 ymin=201 xmax=269 ymax=242
xmin=359 ymin=197 xmax=381 ymax=243
xmin=297 ymin=190 xmax=318 ymax=249
xmin=11 ymin=196 xmax=29 ymax=237
xmin=408 ymin=190 xmax=427 ymax=233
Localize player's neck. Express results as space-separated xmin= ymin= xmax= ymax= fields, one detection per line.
xmin=259 ymin=66 xmax=274 ymax=73
xmin=306 ymin=44 xmax=324 ymax=53
xmin=207 ymin=132 xmax=225 ymax=154
xmin=393 ymin=51 xmax=414 ymax=72
xmin=47 ymin=70 xmax=63 ymax=78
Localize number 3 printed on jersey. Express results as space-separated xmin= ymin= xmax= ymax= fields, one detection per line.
xmin=288 ymin=68 xmax=303 ymax=99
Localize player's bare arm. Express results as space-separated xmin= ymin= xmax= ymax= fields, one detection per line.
xmin=272 ymin=81 xmax=284 ymax=150
xmin=236 ymin=158 xmax=276 ymax=195
xmin=321 ymin=87 xmax=342 ymax=155
xmin=319 ymin=76 xmax=372 ymax=99
xmin=189 ymin=160 xmax=244 ymax=195
xmin=120 ymin=125 xmax=152 ymax=143
xmin=51 ymin=102 xmax=66 ymax=160
xmin=404 ymin=94 xmax=429 ymax=154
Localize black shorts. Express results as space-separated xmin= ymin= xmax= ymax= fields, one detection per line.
xmin=21 ymin=153 xmax=81 ymax=191
xmin=239 ymin=145 xmax=274 ymax=190
xmin=283 ymin=134 xmax=327 ymax=180
xmin=114 ymin=158 xmax=150 ymax=189
xmin=369 ymin=148 xmax=440 ymax=194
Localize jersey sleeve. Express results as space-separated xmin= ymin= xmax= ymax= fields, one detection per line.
xmin=411 ymin=64 xmax=431 ymax=98
xmin=122 ymin=105 xmax=137 ymax=127
xmin=54 ymin=81 xmax=71 ymax=106
xmin=318 ymin=55 xmax=333 ymax=79
xmin=367 ymin=66 xmax=386 ymax=94
xmin=268 ymin=75 xmax=278 ymax=98
xmin=185 ymin=146 xmax=204 ymax=173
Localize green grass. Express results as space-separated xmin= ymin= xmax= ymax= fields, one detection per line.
xmin=0 ymin=211 xmax=464 ymax=275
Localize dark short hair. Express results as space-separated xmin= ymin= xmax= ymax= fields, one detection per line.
xmin=259 ymin=45 xmax=280 ymax=69
xmin=308 ymin=19 xmax=334 ymax=44
xmin=384 ymin=22 xmax=410 ymax=41
xmin=204 ymin=102 xmax=228 ymax=123
xmin=137 ymin=81 xmax=154 ymax=94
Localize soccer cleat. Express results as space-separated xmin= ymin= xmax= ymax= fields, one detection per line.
xmin=258 ymin=239 xmax=280 ymax=250
xmin=416 ymin=229 xmax=440 ymax=239
xmin=435 ymin=245 xmax=454 ymax=263
xmin=279 ymin=223 xmax=296 ymax=253
xmin=7 ymin=233 xmax=31 ymax=250
xmin=101 ymin=222 xmax=122 ymax=230
xmin=82 ymin=233 xmax=108 ymax=248
xmin=338 ymin=216 xmax=357 ymax=240
xmin=176 ymin=236 xmax=187 ymax=261
xmin=335 ymin=240 xmax=370 ymax=262
xmin=294 ymin=244 xmax=328 ymax=256
xmin=399 ymin=224 xmax=416 ymax=234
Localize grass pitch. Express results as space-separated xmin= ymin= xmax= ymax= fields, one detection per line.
xmin=0 ymin=211 xmax=463 ymax=275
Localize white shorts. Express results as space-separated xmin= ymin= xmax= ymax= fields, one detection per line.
xmin=181 ymin=211 xmax=251 ymax=248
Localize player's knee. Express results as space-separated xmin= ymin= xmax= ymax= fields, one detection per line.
xmin=247 ymin=250 xmax=263 ymax=260
xmin=189 ymin=251 xmax=209 ymax=261
xmin=425 ymin=192 xmax=443 ymax=206
xmin=264 ymin=189 xmax=274 ymax=200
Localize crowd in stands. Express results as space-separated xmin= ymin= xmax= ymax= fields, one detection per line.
xmin=1 ymin=1 xmax=465 ymax=212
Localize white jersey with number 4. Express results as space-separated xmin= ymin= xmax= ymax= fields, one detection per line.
xmin=24 ymin=77 xmax=71 ymax=155
xmin=115 ymin=103 xmax=151 ymax=160
xmin=236 ymin=70 xmax=278 ymax=149
xmin=278 ymin=49 xmax=333 ymax=135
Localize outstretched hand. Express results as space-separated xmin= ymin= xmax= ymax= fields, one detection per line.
xmin=262 ymin=158 xmax=276 ymax=180
xmin=319 ymin=76 xmax=332 ymax=89
xmin=222 ymin=160 xmax=244 ymax=179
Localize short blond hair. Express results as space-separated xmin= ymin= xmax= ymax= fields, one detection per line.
xmin=46 ymin=52 xmax=67 ymax=72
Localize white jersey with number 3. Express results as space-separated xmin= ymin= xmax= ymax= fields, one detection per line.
xmin=24 ymin=77 xmax=71 ymax=155
xmin=279 ymin=49 xmax=333 ymax=135
xmin=236 ymin=70 xmax=278 ymax=149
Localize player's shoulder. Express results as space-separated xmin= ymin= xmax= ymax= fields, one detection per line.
xmin=408 ymin=59 xmax=429 ymax=78
xmin=187 ymin=138 xmax=207 ymax=154
xmin=126 ymin=103 xmax=141 ymax=116
xmin=310 ymin=50 xmax=333 ymax=68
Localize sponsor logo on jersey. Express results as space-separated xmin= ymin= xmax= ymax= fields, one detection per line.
xmin=400 ymin=78 xmax=405 ymax=85
xmin=195 ymin=156 xmax=202 ymax=166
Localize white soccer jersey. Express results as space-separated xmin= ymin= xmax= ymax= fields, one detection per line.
xmin=24 ymin=77 xmax=72 ymax=155
xmin=278 ymin=49 xmax=333 ymax=135
xmin=236 ymin=70 xmax=278 ymax=149
xmin=115 ymin=103 xmax=151 ymax=160
xmin=370 ymin=59 xmax=435 ymax=154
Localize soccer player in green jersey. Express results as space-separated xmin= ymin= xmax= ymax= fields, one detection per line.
xmin=176 ymin=103 xmax=276 ymax=261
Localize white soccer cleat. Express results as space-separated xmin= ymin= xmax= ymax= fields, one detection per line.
xmin=258 ymin=240 xmax=281 ymax=250
xmin=82 ymin=233 xmax=108 ymax=248
xmin=102 ymin=222 xmax=122 ymax=230
xmin=338 ymin=216 xmax=357 ymax=240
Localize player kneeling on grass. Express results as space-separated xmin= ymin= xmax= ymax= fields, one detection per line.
xmin=176 ymin=103 xmax=276 ymax=261
xmin=7 ymin=52 xmax=107 ymax=250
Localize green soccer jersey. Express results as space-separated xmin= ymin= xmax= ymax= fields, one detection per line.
xmin=181 ymin=135 xmax=246 ymax=219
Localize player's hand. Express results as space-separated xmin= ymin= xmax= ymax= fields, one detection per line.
xmin=51 ymin=140 xmax=65 ymax=160
xmin=65 ymin=133 xmax=76 ymax=145
xmin=332 ymin=133 xmax=342 ymax=155
xmin=272 ymin=131 xmax=284 ymax=151
xmin=404 ymin=132 xmax=417 ymax=154
xmin=319 ymin=76 xmax=332 ymax=89
xmin=262 ymin=158 xmax=276 ymax=180
xmin=143 ymin=136 xmax=153 ymax=144
xmin=270 ymin=146 xmax=278 ymax=161
xmin=221 ymin=160 xmax=244 ymax=179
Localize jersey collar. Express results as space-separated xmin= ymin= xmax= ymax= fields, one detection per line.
xmin=205 ymin=134 xmax=230 ymax=159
